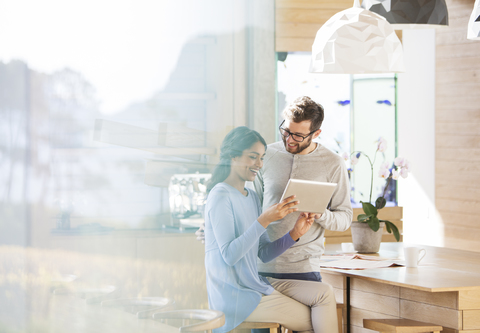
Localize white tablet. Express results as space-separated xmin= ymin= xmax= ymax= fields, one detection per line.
xmin=280 ymin=179 xmax=337 ymax=214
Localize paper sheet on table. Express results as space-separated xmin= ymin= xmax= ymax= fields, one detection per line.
xmin=320 ymin=254 xmax=404 ymax=269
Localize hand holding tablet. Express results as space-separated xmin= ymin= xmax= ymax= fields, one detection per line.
xmin=257 ymin=194 xmax=300 ymax=228
xmin=280 ymin=179 xmax=337 ymax=214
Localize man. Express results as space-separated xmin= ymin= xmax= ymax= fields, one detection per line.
xmin=254 ymin=95 xmax=352 ymax=282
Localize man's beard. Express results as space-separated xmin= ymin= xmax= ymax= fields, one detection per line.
xmin=282 ymin=135 xmax=313 ymax=154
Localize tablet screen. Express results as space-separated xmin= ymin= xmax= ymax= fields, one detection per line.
xmin=280 ymin=179 xmax=337 ymax=214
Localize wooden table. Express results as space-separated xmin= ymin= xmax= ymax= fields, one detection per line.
xmin=322 ymin=243 xmax=480 ymax=333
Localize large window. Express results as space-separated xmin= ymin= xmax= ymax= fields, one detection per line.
xmin=0 ymin=2 xmax=277 ymax=329
xmin=352 ymin=75 xmax=398 ymax=205
xmin=0 ymin=1 xmax=276 ymax=244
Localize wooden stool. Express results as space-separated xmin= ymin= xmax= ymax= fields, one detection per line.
xmin=363 ymin=319 xmax=443 ymax=333
xmin=233 ymin=303 xmax=343 ymax=333
xmin=233 ymin=322 xmax=281 ymax=333
xmin=337 ymin=303 xmax=344 ymax=333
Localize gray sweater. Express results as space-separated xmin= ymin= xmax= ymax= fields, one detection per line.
xmin=254 ymin=141 xmax=353 ymax=274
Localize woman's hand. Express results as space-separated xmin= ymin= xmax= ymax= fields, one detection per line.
xmin=257 ymin=195 xmax=299 ymax=228
xmin=289 ymin=212 xmax=314 ymax=241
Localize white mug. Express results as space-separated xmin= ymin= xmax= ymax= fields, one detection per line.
xmin=404 ymin=247 xmax=426 ymax=268
xmin=341 ymin=242 xmax=355 ymax=253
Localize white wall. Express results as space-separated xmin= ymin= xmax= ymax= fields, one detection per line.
xmin=397 ymin=29 xmax=444 ymax=247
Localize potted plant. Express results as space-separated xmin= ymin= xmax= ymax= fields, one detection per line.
xmin=345 ymin=138 xmax=410 ymax=253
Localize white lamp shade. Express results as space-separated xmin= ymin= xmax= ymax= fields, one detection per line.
xmin=361 ymin=0 xmax=449 ymax=29
xmin=310 ymin=6 xmax=405 ymax=74
xmin=468 ymin=0 xmax=480 ymax=40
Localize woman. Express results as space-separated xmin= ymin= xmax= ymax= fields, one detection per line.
xmin=204 ymin=127 xmax=337 ymax=333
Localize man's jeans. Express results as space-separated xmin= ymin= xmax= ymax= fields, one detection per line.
xmin=259 ymin=271 xmax=322 ymax=282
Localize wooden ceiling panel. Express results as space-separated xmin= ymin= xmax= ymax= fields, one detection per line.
xmin=275 ymin=1 xmax=402 ymax=52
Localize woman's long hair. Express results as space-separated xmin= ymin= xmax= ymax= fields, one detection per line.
xmin=207 ymin=126 xmax=266 ymax=193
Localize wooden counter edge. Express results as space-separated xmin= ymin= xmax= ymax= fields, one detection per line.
xmin=321 ymin=268 xmax=480 ymax=292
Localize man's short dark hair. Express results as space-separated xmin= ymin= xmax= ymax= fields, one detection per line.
xmin=282 ymin=96 xmax=324 ymax=131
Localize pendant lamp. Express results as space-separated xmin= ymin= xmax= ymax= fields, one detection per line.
xmin=468 ymin=0 xmax=480 ymax=40
xmin=309 ymin=0 xmax=405 ymax=74
xmin=361 ymin=0 xmax=449 ymax=29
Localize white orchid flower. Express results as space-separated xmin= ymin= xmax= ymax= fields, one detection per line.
xmin=378 ymin=141 xmax=387 ymax=152
xmin=380 ymin=162 xmax=389 ymax=170
xmin=377 ymin=137 xmax=387 ymax=144
xmin=392 ymin=169 xmax=400 ymax=180
xmin=378 ymin=161 xmax=390 ymax=179
xmin=394 ymin=156 xmax=405 ymax=167
xmin=400 ymin=167 xmax=409 ymax=178
xmin=377 ymin=137 xmax=387 ymax=152
xmin=351 ymin=155 xmax=359 ymax=165
xmin=394 ymin=157 xmax=411 ymax=172
xmin=379 ymin=167 xmax=390 ymax=179
xmin=342 ymin=152 xmax=349 ymax=161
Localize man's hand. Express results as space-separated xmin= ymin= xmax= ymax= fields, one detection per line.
xmin=289 ymin=212 xmax=314 ymax=241
xmin=195 ymin=223 xmax=205 ymax=244
xmin=313 ymin=213 xmax=322 ymax=220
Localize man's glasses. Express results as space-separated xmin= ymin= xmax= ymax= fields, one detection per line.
xmin=278 ymin=120 xmax=318 ymax=143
